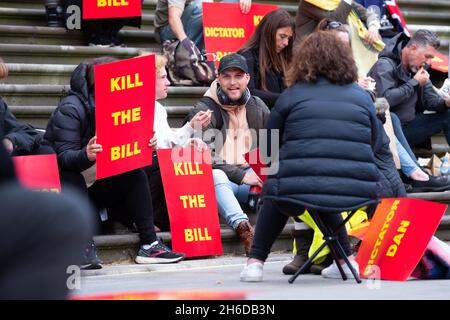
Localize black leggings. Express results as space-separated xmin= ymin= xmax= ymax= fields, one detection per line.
xmin=250 ymin=199 xmax=352 ymax=262
xmin=60 ymin=168 xmax=158 ymax=245
xmin=143 ymin=153 xmax=170 ymax=231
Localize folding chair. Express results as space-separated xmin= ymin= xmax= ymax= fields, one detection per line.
xmin=288 ymin=209 xmax=362 ymax=284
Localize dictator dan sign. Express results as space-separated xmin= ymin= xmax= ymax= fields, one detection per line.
xmin=157 ymin=147 xmax=223 ymax=258
xmin=356 ymin=198 xmax=447 ymax=281
xmin=83 ymin=0 xmax=142 ymax=20
xmin=95 ymin=55 xmax=155 ymax=180
xmin=202 ymin=2 xmax=278 ymax=65
xmin=12 ymin=154 xmax=61 ymax=192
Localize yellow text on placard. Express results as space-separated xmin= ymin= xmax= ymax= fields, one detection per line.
xmin=98 ymin=0 xmax=129 ymax=7
xmin=185 ymin=227 xmax=212 ymax=242
xmin=111 ymin=141 xmax=141 ymax=161
xmin=174 ymin=163 xmax=204 ymax=176
xmin=180 ymin=194 xmax=206 ymax=208
xmin=111 ymin=107 xmax=141 ymax=126
xmin=110 ymin=73 xmax=143 ymax=92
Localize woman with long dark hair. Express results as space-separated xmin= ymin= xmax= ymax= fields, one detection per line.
xmin=240 ymin=31 xmax=382 ymax=282
xmin=237 ymin=9 xmax=295 ymax=109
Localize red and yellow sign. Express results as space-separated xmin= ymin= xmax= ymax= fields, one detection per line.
xmin=157 ymin=147 xmax=223 ymax=258
xmin=12 ymin=154 xmax=61 ymax=192
xmin=356 ymin=198 xmax=446 ymax=281
xmin=243 ymin=148 xmax=268 ymax=182
xmin=202 ymin=3 xmax=278 ymax=66
xmin=95 ymin=55 xmax=155 ymax=180
xmin=431 ymin=50 xmax=449 ymax=74
xmin=83 ymin=0 xmax=141 ymax=20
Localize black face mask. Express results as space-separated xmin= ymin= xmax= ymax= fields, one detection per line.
xmin=217 ymin=85 xmax=251 ymax=106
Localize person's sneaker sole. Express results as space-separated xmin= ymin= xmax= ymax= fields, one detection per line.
xmin=409 ymin=185 xmax=450 ymax=193
xmin=80 ymin=263 xmax=103 ymax=270
xmin=135 ymin=255 xmax=184 ymax=264
xmin=240 ymin=274 xmax=263 ymax=282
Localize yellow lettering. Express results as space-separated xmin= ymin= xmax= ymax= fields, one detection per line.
xmin=174 ymin=163 xmax=184 ymax=176
xmin=110 ymin=142 xmax=140 ymax=161
xmin=98 ymin=0 xmax=129 ymax=7
xmin=386 ymin=244 xmax=397 ymax=257
xmin=185 ymin=229 xmax=194 ymax=242
xmin=111 ymin=146 xmax=120 ymax=161
xmin=253 ymin=15 xmax=263 ymax=26
xmin=180 ymin=195 xmax=188 ymax=209
xmin=198 ymin=194 xmax=206 ymax=208
xmin=110 ymin=77 xmax=121 ymax=92
xmin=111 ymin=107 xmax=141 ymax=126
xmin=397 ymin=220 xmax=410 ymax=233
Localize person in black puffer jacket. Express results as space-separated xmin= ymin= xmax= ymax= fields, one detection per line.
xmin=44 ymin=57 xmax=185 ymax=269
xmin=240 ymin=32 xmax=382 ymax=282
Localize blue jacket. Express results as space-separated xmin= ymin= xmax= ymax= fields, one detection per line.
xmin=263 ymin=78 xmax=382 ymax=213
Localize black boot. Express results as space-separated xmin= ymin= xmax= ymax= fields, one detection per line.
xmin=282 ymin=229 xmax=314 ymax=275
xmin=45 ymin=0 xmax=65 ymax=28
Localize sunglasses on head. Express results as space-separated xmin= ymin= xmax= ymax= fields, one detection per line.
xmin=326 ymin=21 xmax=343 ymax=30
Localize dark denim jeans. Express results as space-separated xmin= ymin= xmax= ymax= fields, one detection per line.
xmin=400 ymin=110 xmax=450 ymax=148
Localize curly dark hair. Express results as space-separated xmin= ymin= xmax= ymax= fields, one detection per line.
xmin=286 ymin=31 xmax=358 ymax=86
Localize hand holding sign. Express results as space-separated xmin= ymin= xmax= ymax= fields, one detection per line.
xmin=240 ymin=0 xmax=252 ymax=14
xmin=86 ymin=136 xmax=103 ymax=161
xmin=242 ymin=170 xmax=263 ymax=187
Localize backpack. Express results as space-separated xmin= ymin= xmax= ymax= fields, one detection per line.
xmin=162 ymin=39 xmax=217 ymax=86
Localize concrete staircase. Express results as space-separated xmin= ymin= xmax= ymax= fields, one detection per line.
xmin=1 ymin=0 xmax=449 ymax=263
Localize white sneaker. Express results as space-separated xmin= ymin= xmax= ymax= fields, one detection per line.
xmin=321 ymin=260 xmax=359 ymax=279
xmin=240 ymin=262 xmax=263 ymax=282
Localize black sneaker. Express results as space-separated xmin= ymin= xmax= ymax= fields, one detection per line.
xmin=135 ymin=241 xmax=185 ymax=264
xmin=81 ymin=240 xmax=102 ymax=270
xmin=409 ymin=175 xmax=450 ymax=193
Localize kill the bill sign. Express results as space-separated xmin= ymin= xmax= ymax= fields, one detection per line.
xmin=157 ymin=147 xmax=223 ymax=258
xmin=202 ymin=3 xmax=278 ymax=65
xmin=95 ymin=55 xmax=155 ymax=180
xmin=83 ymin=0 xmax=142 ymax=20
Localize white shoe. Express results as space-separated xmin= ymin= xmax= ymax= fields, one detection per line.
xmin=240 ymin=262 xmax=263 ymax=282
xmin=321 ymin=260 xmax=359 ymax=279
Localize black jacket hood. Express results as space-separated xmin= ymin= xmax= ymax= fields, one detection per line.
xmin=378 ymin=32 xmax=410 ymax=65
xmin=69 ymin=62 xmax=95 ymax=114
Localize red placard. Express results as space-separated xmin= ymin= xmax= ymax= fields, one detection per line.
xmin=243 ymin=148 xmax=267 ymax=182
xmin=202 ymin=3 xmax=278 ymax=66
xmin=356 ymin=198 xmax=447 ymax=281
xmin=431 ymin=50 xmax=448 ymax=74
xmin=157 ymin=147 xmax=223 ymax=258
xmin=83 ymin=0 xmax=141 ymax=20
xmin=95 ymin=55 xmax=155 ymax=180
xmin=12 ymin=154 xmax=61 ymax=192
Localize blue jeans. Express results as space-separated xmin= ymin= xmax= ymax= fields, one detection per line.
xmin=396 ymin=140 xmax=419 ymax=177
xmin=158 ymin=0 xmax=204 ymax=50
xmin=213 ymin=168 xmax=251 ymax=229
xmin=401 ymin=110 xmax=450 ymax=148
xmin=390 ymin=112 xmax=419 ymax=166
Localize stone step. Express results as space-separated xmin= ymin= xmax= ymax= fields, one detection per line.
xmin=95 ymin=215 xmax=450 ymax=264
xmin=0 ymin=43 xmax=157 ymax=64
xmin=0 ymin=6 xmax=156 ymax=28
xmin=0 ymin=24 xmax=157 ymax=48
xmin=0 ymin=83 xmax=206 ymax=106
xmin=96 ymin=223 xmax=295 ymax=264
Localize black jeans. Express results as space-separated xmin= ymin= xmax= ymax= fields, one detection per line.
xmin=0 ymin=182 xmax=92 ymax=299
xmin=250 ymin=199 xmax=352 ymax=262
xmin=60 ymin=168 xmax=158 ymax=245
xmin=143 ymin=153 xmax=170 ymax=231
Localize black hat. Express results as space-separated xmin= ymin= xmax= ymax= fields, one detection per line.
xmin=218 ymin=53 xmax=249 ymax=74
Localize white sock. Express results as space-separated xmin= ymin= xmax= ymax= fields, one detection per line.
xmin=142 ymin=241 xmax=158 ymax=250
